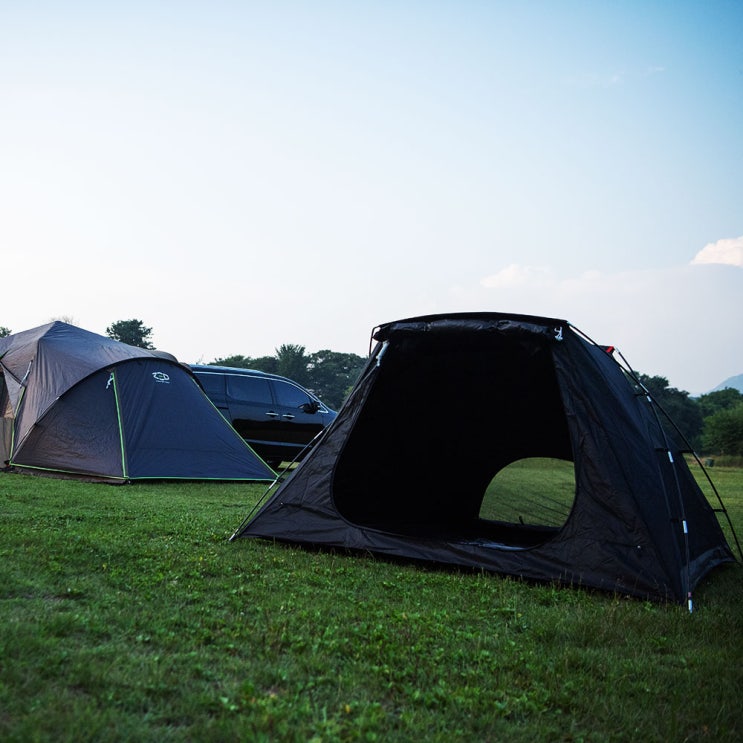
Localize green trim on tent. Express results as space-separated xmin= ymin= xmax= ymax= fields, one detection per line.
xmin=109 ymin=370 xmax=128 ymax=480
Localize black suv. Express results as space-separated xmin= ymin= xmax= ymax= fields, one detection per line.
xmin=190 ymin=364 xmax=337 ymax=467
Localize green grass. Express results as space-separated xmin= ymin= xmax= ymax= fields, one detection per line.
xmin=1 ymin=468 xmax=741 ymax=742
xmin=481 ymin=457 xmax=575 ymax=526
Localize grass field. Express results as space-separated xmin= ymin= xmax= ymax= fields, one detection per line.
xmin=1 ymin=465 xmax=741 ymax=742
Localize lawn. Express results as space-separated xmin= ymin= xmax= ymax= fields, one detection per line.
xmin=0 ymin=465 xmax=741 ymax=742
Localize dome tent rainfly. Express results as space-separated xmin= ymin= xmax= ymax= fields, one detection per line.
xmin=233 ymin=312 xmax=738 ymax=606
xmin=0 ymin=322 xmax=275 ymax=483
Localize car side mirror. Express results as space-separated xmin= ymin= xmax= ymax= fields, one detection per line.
xmin=300 ymin=401 xmax=321 ymax=414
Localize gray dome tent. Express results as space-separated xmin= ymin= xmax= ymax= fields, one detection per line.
xmin=233 ymin=312 xmax=737 ymax=605
xmin=0 ymin=322 xmax=275 ymax=483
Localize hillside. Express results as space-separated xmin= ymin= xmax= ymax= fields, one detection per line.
xmin=711 ymin=373 xmax=743 ymax=394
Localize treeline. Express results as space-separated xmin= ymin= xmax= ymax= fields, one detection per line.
xmin=638 ymin=375 xmax=743 ymax=458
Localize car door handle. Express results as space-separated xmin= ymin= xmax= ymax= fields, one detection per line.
xmin=265 ymin=411 xmax=279 ymax=418
xmin=282 ymin=414 xmax=295 ymax=420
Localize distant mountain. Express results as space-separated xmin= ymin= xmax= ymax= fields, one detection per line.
xmin=711 ymin=373 xmax=743 ymax=394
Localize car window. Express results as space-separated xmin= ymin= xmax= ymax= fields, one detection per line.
xmin=194 ymin=372 xmax=225 ymax=397
xmin=273 ymin=380 xmax=312 ymax=408
xmin=227 ymin=375 xmax=273 ymax=405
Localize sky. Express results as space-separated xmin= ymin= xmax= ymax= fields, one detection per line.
xmin=1 ymin=1 xmax=741 ymax=395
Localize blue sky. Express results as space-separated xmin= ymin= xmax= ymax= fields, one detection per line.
xmin=2 ymin=1 xmax=741 ymax=393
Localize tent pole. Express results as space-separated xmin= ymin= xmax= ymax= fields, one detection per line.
xmin=229 ymin=425 xmax=330 ymax=540
xmin=614 ymin=350 xmax=742 ymax=564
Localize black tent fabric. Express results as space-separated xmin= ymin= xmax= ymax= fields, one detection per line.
xmin=0 ymin=322 xmax=275 ymax=483
xmin=233 ymin=312 xmax=736 ymax=604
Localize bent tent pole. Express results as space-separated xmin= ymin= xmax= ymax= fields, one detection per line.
xmin=573 ymin=324 xmax=742 ymax=565
xmin=572 ymin=326 xmax=742 ymax=610
xmin=229 ymin=423 xmax=332 ymax=541
xmin=614 ymin=348 xmax=742 ymax=565
xmin=616 ymin=348 xmax=742 ymax=612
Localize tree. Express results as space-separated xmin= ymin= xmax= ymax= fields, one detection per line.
xmin=247 ymin=356 xmax=279 ymax=374
xmin=210 ymin=354 xmax=278 ymax=373
xmin=106 ymin=319 xmax=155 ymax=349
xmin=636 ymin=374 xmax=703 ymax=448
xmin=0 ymin=326 xmax=10 ymax=338
xmin=211 ymin=355 xmax=254 ymax=369
xmin=702 ymin=403 xmax=743 ymax=456
xmin=697 ymin=388 xmax=743 ymax=418
xmin=275 ymin=344 xmax=309 ymax=385
xmin=306 ymin=350 xmax=366 ymax=409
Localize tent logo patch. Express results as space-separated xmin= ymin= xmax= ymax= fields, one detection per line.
xmin=152 ymin=371 xmax=170 ymax=384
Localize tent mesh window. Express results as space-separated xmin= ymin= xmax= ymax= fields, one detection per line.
xmin=333 ymin=330 xmax=575 ymax=546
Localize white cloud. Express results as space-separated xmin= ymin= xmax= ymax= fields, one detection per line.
xmin=691 ymin=236 xmax=743 ymax=267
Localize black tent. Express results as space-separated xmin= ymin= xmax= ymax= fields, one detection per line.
xmin=0 ymin=322 xmax=275 ymax=483
xmin=233 ymin=312 xmax=737 ymax=604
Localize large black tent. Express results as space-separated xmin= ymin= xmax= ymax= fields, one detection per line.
xmin=0 ymin=322 xmax=275 ymax=483
xmin=234 ymin=312 xmax=737 ymax=605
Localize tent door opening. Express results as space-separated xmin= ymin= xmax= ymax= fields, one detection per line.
xmin=332 ymin=331 xmax=574 ymax=545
